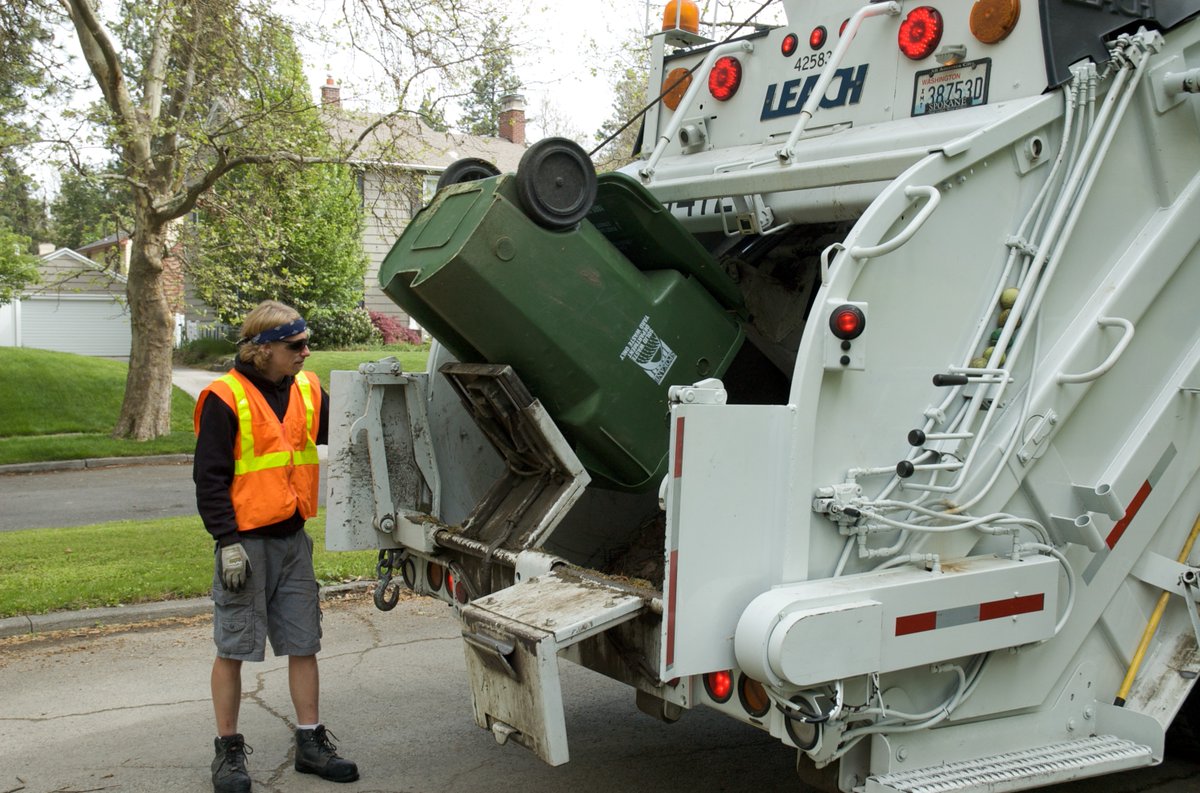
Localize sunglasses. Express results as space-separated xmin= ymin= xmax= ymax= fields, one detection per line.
xmin=279 ymin=337 xmax=311 ymax=351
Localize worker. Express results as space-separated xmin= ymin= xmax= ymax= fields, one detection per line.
xmin=193 ymin=300 xmax=358 ymax=792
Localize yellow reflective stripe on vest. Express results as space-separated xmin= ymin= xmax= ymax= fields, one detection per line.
xmin=293 ymin=373 xmax=320 ymax=465
xmin=220 ymin=373 xmax=318 ymax=474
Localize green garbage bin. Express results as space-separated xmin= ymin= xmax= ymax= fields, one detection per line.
xmin=380 ymin=172 xmax=744 ymax=493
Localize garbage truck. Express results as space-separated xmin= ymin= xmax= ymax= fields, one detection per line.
xmin=326 ymin=1 xmax=1200 ymax=789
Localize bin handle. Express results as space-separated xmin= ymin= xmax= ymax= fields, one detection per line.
xmin=1057 ymin=317 xmax=1135 ymax=384
xmin=849 ymin=185 xmax=941 ymax=260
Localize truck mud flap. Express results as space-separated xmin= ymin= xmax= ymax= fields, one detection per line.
xmin=460 ymin=569 xmax=646 ymax=765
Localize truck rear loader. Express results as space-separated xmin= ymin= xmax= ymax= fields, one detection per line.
xmin=326 ymin=1 xmax=1200 ymax=790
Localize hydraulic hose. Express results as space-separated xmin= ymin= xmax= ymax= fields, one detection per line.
xmin=1114 ymin=510 xmax=1200 ymax=706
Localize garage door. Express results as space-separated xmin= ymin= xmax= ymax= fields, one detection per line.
xmin=21 ymin=296 xmax=132 ymax=357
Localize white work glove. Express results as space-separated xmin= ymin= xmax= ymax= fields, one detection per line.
xmin=219 ymin=543 xmax=252 ymax=592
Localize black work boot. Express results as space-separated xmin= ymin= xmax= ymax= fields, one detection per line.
xmin=212 ymin=734 xmax=252 ymax=793
xmin=295 ymin=725 xmax=359 ymax=782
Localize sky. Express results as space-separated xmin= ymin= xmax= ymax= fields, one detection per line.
xmin=299 ymin=0 xmax=654 ymax=143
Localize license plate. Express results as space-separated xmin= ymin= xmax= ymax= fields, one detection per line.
xmin=912 ymin=58 xmax=991 ymax=117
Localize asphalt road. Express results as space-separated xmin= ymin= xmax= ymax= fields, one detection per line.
xmin=3 ymin=594 xmax=1200 ymax=793
xmin=0 ymin=459 xmax=327 ymax=532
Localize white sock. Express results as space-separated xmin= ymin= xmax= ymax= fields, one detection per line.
xmin=297 ymin=723 xmax=321 ymax=731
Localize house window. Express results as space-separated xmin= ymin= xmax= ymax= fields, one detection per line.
xmin=422 ymin=174 xmax=439 ymax=203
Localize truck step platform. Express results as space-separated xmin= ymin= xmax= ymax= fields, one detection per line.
xmin=864 ymin=735 xmax=1154 ymax=793
xmin=460 ymin=569 xmax=648 ymax=766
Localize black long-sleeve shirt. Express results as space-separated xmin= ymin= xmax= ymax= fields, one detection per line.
xmin=193 ymin=360 xmax=329 ymax=547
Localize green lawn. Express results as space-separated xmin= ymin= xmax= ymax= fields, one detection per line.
xmin=0 ymin=346 xmax=430 ymax=466
xmin=0 ymin=511 xmax=377 ymax=618
xmin=0 ymin=344 xmax=430 ymax=617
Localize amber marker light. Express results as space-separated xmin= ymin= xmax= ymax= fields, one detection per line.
xmin=427 ymin=561 xmax=445 ymax=591
xmin=662 ymin=67 xmax=693 ymax=111
xmin=970 ymin=0 xmax=1020 ymax=44
xmin=738 ymin=675 xmax=771 ymax=718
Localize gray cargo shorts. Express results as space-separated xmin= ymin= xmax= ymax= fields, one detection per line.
xmin=212 ymin=530 xmax=322 ymax=661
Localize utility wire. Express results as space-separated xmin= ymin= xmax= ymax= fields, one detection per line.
xmin=589 ymin=0 xmax=780 ymax=158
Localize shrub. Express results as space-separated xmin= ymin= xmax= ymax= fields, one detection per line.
xmin=307 ymin=306 xmax=380 ymax=349
xmin=176 ymin=336 xmax=237 ymax=365
xmin=369 ymin=310 xmax=423 ymax=345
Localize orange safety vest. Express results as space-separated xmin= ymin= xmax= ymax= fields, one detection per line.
xmin=194 ymin=369 xmax=322 ymax=532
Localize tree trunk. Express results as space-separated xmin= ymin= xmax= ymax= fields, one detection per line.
xmin=112 ymin=208 xmax=176 ymax=441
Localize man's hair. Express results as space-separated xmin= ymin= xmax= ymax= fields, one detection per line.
xmin=237 ymin=300 xmax=302 ymax=370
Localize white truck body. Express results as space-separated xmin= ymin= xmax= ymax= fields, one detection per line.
xmin=327 ymin=2 xmax=1200 ymax=790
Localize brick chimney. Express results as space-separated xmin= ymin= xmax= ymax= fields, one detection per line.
xmin=498 ymin=93 xmax=526 ymax=145
xmin=320 ymin=75 xmax=341 ymax=107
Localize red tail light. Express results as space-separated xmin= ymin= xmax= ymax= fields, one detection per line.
xmin=898 ymin=7 xmax=944 ymax=60
xmin=829 ymin=304 xmax=866 ymax=340
xmin=704 ymin=670 xmax=734 ymax=702
xmin=781 ymin=32 xmax=799 ymax=56
xmin=708 ymin=57 xmax=742 ymax=101
xmin=809 ymin=26 xmax=827 ymax=50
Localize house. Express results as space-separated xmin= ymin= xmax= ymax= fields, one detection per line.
xmin=320 ymin=80 xmax=528 ymax=325
xmin=0 ymin=248 xmax=132 ymax=357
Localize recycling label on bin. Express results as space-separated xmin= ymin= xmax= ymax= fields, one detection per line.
xmin=620 ymin=316 xmax=677 ymax=385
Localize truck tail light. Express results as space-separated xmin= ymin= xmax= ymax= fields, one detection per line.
xmin=829 ymin=304 xmax=866 ymax=340
xmin=704 ymin=670 xmax=734 ymax=702
xmin=662 ymin=67 xmax=692 ymax=111
xmin=809 ymin=26 xmax=827 ymax=50
xmin=427 ymin=561 xmax=445 ymax=591
xmin=781 ymin=33 xmax=799 ymax=56
xmin=738 ymin=674 xmax=771 ymax=717
xmin=708 ymin=57 xmax=742 ymax=101
xmin=898 ymin=7 xmax=944 ymax=60
xmin=970 ymin=0 xmax=1020 ymax=44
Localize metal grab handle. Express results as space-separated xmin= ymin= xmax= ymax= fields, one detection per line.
xmin=1057 ymin=317 xmax=1135 ymax=384
xmin=776 ymin=1 xmax=901 ymax=162
xmin=849 ymin=185 xmax=941 ymax=260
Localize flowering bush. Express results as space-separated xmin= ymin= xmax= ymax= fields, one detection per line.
xmin=369 ymin=310 xmax=423 ymax=345
xmin=307 ymin=306 xmax=379 ymax=348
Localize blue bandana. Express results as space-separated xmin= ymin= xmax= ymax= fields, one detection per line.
xmin=243 ymin=318 xmax=307 ymax=345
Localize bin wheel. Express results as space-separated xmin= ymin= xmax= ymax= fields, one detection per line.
xmin=436 ymin=157 xmax=500 ymax=191
xmin=515 ymin=137 xmax=597 ymax=230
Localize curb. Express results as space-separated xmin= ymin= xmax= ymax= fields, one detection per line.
xmin=0 ymin=453 xmax=194 ymax=476
xmin=0 ymin=581 xmax=375 ymax=640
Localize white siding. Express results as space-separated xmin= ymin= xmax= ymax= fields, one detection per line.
xmin=21 ymin=296 xmax=132 ymax=357
xmin=361 ymin=168 xmax=423 ymax=322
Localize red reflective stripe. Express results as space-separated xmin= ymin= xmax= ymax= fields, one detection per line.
xmin=666 ymin=550 xmax=679 ymax=666
xmin=1107 ymin=480 xmax=1152 ymax=548
xmin=979 ymin=593 xmax=1044 ymax=621
xmin=896 ymin=611 xmax=937 ymax=636
xmin=673 ymin=417 xmax=685 ymax=478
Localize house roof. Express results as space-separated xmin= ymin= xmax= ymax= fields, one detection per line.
xmin=76 ymin=230 xmax=130 ymax=254
xmin=323 ymin=110 xmax=527 ymax=174
xmin=30 ymin=248 xmax=128 ymax=298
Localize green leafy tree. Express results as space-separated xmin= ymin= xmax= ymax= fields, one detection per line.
xmin=9 ymin=0 xmax=503 ymax=440
xmin=593 ymin=31 xmax=651 ymax=172
xmin=458 ymin=20 xmax=522 ymax=137
xmin=0 ymin=2 xmax=61 ymax=150
xmin=49 ymin=164 xmax=130 ymax=250
xmin=417 ymin=92 xmax=450 ymax=133
xmin=187 ymin=160 xmax=370 ymax=344
xmin=0 ymin=225 xmax=39 ymax=305
xmin=0 ymin=155 xmax=48 ymax=251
